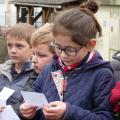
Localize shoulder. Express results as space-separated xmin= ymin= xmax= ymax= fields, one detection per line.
xmin=37 ymin=63 xmax=52 ymax=80
xmin=110 ymin=58 xmax=120 ymax=82
xmin=111 ymin=51 xmax=120 ymax=70
xmin=0 ymin=60 xmax=12 ymax=80
xmin=111 ymin=59 xmax=120 ymax=71
xmin=93 ymin=67 xmax=115 ymax=93
xmin=0 ymin=60 xmax=12 ymax=71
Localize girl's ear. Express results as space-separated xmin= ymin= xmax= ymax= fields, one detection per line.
xmin=87 ymin=39 xmax=96 ymax=52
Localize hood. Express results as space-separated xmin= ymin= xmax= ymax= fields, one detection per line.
xmin=81 ymin=51 xmax=113 ymax=72
xmin=0 ymin=60 xmax=13 ymax=81
xmin=51 ymin=51 xmax=113 ymax=73
xmin=0 ymin=60 xmax=33 ymax=81
xmin=112 ymin=51 xmax=120 ymax=61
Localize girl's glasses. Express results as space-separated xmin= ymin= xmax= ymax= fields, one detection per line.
xmin=50 ymin=43 xmax=83 ymax=56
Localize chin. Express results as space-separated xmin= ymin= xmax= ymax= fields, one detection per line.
xmin=63 ymin=61 xmax=71 ymax=66
xmin=35 ymin=69 xmax=41 ymax=74
xmin=11 ymin=60 xmax=19 ymax=63
xmin=64 ymin=63 xmax=71 ymax=66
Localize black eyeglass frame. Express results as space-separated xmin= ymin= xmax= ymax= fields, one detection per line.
xmin=50 ymin=43 xmax=84 ymax=56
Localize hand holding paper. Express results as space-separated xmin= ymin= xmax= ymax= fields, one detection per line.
xmin=0 ymin=87 xmax=20 ymax=120
xmin=19 ymin=103 xmax=37 ymax=119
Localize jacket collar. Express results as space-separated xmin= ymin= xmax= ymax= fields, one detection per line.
xmin=0 ymin=60 xmax=13 ymax=81
xmin=0 ymin=60 xmax=33 ymax=81
xmin=113 ymin=51 xmax=120 ymax=61
xmin=51 ymin=50 xmax=112 ymax=73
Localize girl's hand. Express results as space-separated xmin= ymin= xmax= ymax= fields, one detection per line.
xmin=43 ymin=101 xmax=66 ymax=120
xmin=19 ymin=103 xmax=37 ymax=119
xmin=0 ymin=106 xmax=5 ymax=112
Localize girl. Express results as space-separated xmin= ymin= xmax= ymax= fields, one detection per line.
xmin=20 ymin=0 xmax=114 ymax=120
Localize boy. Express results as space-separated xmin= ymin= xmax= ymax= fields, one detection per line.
xmin=0 ymin=23 xmax=54 ymax=118
xmin=31 ymin=23 xmax=54 ymax=73
xmin=0 ymin=23 xmax=36 ymax=116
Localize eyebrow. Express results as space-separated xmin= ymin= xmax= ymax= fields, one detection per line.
xmin=55 ymin=43 xmax=81 ymax=49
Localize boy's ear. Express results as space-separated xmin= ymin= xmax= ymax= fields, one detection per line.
xmin=87 ymin=39 xmax=96 ymax=51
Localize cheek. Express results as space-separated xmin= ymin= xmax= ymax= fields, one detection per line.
xmin=39 ymin=58 xmax=51 ymax=67
xmin=22 ymin=49 xmax=31 ymax=55
xmin=23 ymin=48 xmax=31 ymax=53
xmin=43 ymin=57 xmax=51 ymax=64
xmin=76 ymin=50 xmax=89 ymax=62
xmin=37 ymin=61 xmax=46 ymax=71
xmin=7 ymin=48 xmax=14 ymax=54
xmin=74 ymin=56 xmax=83 ymax=63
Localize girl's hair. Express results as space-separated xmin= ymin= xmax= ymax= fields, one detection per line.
xmin=6 ymin=23 xmax=36 ymax=47
xmin=31 ymin=23 xmax=54 ymax=53
xmin=53 ymin=0 xmax=102 ymax=46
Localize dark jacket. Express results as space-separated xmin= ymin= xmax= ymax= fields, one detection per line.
xmin=0 ymin=60 xmax=37 ymax=116
xmin=110 ymin=51 xmax=120 ymax=120
xmin=111 ymin=51 xmax=120 ymax=82
xmin=32 ymin=51 xmax=115 ymax=120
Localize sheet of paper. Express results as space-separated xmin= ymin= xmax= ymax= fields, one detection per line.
xmin=0 ymin=87 xmax=15 ymax=100
xmin=21 ymin=91 xmax=48 ymax=108
xmin=0 ymin=105 xmax=20 ymax=120
xmin=0 ymin=87 xmax=15 ymax=106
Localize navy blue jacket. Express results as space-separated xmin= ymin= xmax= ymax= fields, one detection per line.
xmin=32 ymin=51 xmax=115 ymax=120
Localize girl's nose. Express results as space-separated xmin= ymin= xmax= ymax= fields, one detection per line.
xmin=60 ymin=50 xmax=68 ymax=58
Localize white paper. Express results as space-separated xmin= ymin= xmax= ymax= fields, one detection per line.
xmin=21 ymin=91 xmax=48 ymax=108
xmin=0 ymin=105 xmax=20 ymax=120
xmin=0 ymin=87 xmax=15 ymax=106
xmin=0 ymin=99 xmax=6 ymax=107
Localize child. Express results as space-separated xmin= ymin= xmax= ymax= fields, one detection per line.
xmin=20 ymin=0 xmax=115 ymax=120
xmin=110 ymin=51 xmax=120 ymax=82
xmin=109 ymin=51 xmax=120 ymax=118
xmin=0 ymin=23 xmax=54 ymax=115
xmin=31 ymin=23 xmax=54 ymax=73
xmin=0 ymin=23 xmax=36 ymax=115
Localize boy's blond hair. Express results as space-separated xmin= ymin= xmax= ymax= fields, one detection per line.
xmin=31 ymin=23 xmax=54 ymax=47
xmin=7 ymin=23 xmax=36 ymax=47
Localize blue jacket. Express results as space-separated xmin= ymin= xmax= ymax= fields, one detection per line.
xmin=0 ymin=60 xmax=37 ymax=116
xmin=32 ymin=51 xmax=115 ymax=120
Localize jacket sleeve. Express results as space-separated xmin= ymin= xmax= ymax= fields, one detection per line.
xmin=63 ymin=69 xmax=115 ymax=120
xmin=32 ymin=71 xmax=44 ymax=120
xmin=32 ymin=65 xmax=51 ymax=93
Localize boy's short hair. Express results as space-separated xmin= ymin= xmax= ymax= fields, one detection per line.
xmin=31 ymin=23 xmax=54 ymax=47
xmin=6 ymin=23 xmax=36 ymax=47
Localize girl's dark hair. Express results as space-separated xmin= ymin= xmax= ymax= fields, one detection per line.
xmin=53 ymin=0 xmax=102 ymax=46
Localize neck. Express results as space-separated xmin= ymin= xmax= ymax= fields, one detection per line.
xmin=15 ymin=62 xmax=24 ymax=73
